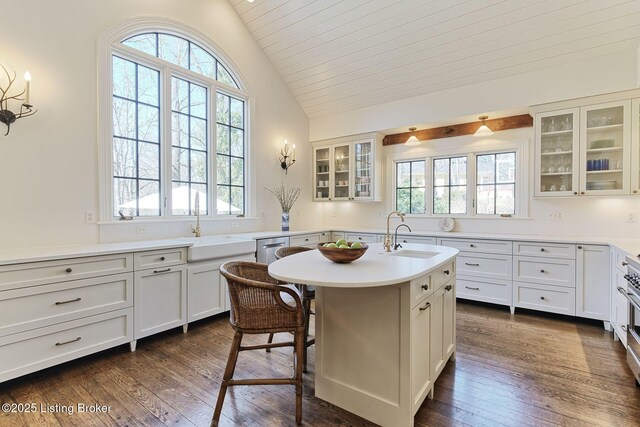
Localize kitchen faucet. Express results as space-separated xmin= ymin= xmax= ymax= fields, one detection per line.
xmin=394 ymin=224 xmax=412 ymax=250
xmin=191 ymin=192 xmax=202 ymax=238
xmin=384 ymin=211 xmax=405 ymax=252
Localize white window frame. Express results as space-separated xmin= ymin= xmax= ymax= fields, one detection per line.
xmin=387 ymin=139 xmax=529 ymax=218
xmin=98 ymin=18 xmax=253 ymax=222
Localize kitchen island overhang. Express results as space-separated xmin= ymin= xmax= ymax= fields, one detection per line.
xmin=269 ymin=243 xmax=458 ymax=427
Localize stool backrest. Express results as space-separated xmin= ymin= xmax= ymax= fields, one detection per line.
xmin=275 ymin=246 xmax=312 ymax=260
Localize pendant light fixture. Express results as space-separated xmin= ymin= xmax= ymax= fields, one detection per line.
xmin=474 ymin=115 xmax=493 ymax=137
xmin=405 ymin=127 xmax=421 ymax=146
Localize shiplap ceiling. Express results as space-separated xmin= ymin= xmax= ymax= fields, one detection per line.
xmin=231 ymin=0 xmax=640 ymax=118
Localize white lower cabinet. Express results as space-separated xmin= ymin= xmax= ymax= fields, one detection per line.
xmin=410 ymin=298 xmax=431 ymax=412
xmin=611 ymin=247 xmax=629 ymax=346
xmin=345 ymin=232 xmax=378 ymax=243
xmin=457 ymin=277 xmax=511 ymax=307
xmin=429 ymin=285 xmax=445 ymax=378
xmin=514 ymin=282 xmax=576 ymax=316
xmin=576 ymin=244 xmax=610 ymax=321
xmin=443 ymin=281 xmax=456 ymax=358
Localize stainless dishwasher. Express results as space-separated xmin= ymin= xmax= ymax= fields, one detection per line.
xmin=256 ymin=236 xmax=290 ymax=264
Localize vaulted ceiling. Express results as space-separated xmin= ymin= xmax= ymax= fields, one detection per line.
xmin=230 ymin=0 xmax=640 ymax=119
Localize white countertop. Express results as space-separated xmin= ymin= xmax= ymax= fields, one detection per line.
xmin=268 ymin=243 xmax=458 ymax=288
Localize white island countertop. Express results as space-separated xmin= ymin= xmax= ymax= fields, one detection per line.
xmin=269 ymin=243 xmax=458 ymax=287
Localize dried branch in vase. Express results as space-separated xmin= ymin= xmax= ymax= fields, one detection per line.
xmin=266 ymin=184 xmax=300 ymax=213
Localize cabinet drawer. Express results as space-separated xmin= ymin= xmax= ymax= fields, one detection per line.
xmin=0 ymin=253 xmax=133 ymax=291
xmin=432 ymin=261 xmax=455 ymax=289
xmin=458 ymin=254 xmax=512 ymax=281
xmin=0 ymin=308 xmax=132 ymax=383
xmin=0 ymin=273 xmax=133 ymax=338
xmin=456 ymin=278 xmax=511 ymax=306
xmin=613 ymin=248 xmax=628 ymax=272
xmin=410 ymin=274 xmax=433 ymax=308
xmin=513 ymin=257 xmax=575 ymax=287
xmin=513 ymin=241 xmax=575 ymax=259
xmin=513 ymin=282 xmax=575 ymax=316
xmin=438 ymin=238 xmax=512 ymax=255
xmin=396 ymin=235 xmax=437 ymax=245
xmin=345 ymin=233 xmax=378 ymax=243
xmin=134 ymin=248 xmax=187 ymax=270
xmin=290 ymin=233 xmax=323 ymax=247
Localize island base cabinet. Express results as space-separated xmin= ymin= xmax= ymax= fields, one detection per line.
xmin=411 ymin=299 xmax=432 ymax=413
xmin=134 ymin=266 xmax=187 ymax=340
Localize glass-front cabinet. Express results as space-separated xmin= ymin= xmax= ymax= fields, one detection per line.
xmin=312 ymin=133 xmax=382 ymax=202
xmin=631 ymin=98 xmax=640 ymax=194
xmin=534 ymin=97 xmax=633 ymax=197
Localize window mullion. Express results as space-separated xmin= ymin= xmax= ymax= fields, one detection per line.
xmin=161 ymin=66 xmax=173 ymax=218
xmin=210 ymin=83 xmax=217 ymax=217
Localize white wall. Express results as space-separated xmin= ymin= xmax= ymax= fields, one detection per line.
xmin=0 ymin=0 xmax=318 ymax=249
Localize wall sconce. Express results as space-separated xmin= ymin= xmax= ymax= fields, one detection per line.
xmin=405 ymin=127 xmax=421 ymax=146
xmin=474 ymin=115 xmax=493 ymax=137
xmin=279 ymin=139 xmax=296 ymax=174
xmin=0 ymin=65 xmax=37 ymax=136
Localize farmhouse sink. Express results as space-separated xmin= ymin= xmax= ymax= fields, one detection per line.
xmin=177 ymin=235 xmax=256 ymax=261
xmin=388 ymin=250 xmax=439 ymax=260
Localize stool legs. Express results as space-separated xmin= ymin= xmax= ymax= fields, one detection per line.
xmin=266 ymin=332 xmax=274 ymax=352
xmin=211 ymin=331 xmax=242 ymax=427
xmin=294 ymin=330 xmax=304 ymax=425
xmin=302 ymin=298 xmax=312 ymax=373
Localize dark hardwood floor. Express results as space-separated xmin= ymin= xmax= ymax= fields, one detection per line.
xmin=1 ymin=301 xmax=639 ymax=426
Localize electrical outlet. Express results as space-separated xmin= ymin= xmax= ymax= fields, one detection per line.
xmin=136 ymin=226 xmax=147 ymax=234
xmin=85 ymin=211 xmax=96 ymax=224
xmin=231 ymin=221 xmax=239 ymax=228
xmin=546 ymin=212 xmax=563 ymax=221
xmin=626 ymin=211 xmax=638 ymax=223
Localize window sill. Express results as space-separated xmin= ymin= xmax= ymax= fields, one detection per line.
xmin=404 ymin=214 xmax=530 ymax=220
xmin=97 ymin=216 xmax=259 ymax=225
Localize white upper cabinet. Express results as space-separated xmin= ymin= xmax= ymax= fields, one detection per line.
xmin=313 ymin=133 xmax=383 ymax=202
xmin=533 ymin=90 xmax=639 ymax=197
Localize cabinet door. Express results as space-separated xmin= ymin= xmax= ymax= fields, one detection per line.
xmin=579 ymin=100 xmax=631 ymax=195
xmin=430 ymin=286 xmax=445 ymax=379
xmin=612 ymin=270 xmax=628 ymax=347
xmin=411 ymin=299 xmax=431 ymax=411
xmin=314 ymin=147 xmax=331 ymax=201
xmin=134 ymin=266 xmax=187 ymax=339
xmin=187 ymin=261 xmax=225 ymax=323
xmin=576 ymin=245 xmax=610 ymax=320
xmin=333 ymin=144 xmax=351 ymax=200
xmin=443 ymin=280 xmax=455 ymax=358
xmin=353 ymin=139 xmax=373 ymax=200
xmin=535 ymin=108 xmax=579 ymax=197
xmin=631 ymin=98 xmax=640 ymax=194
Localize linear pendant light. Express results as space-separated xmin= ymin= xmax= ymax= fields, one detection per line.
xmin=474 ymin=115 xmax=493 ymax=137
xmin=405 ymin=127 xmax=421 ymax=146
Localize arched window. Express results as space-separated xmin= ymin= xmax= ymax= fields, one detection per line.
xmin=102 ymin=22 xmax=249 ymax=220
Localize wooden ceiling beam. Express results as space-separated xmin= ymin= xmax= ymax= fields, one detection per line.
xmin=382 ymin=114 xmax=533 ymax=146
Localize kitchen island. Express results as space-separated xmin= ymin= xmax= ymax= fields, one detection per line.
xmin=269 ymin=243 xmax=458 ymax=427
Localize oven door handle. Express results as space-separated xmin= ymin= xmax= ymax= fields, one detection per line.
xmin=617 ymin=286 xmax=640 ymax=310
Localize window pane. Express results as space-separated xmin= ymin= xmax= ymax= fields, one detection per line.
xmin=496 ymin=184 xmax=515 ymax=215
xmin=231 ymin=157 xmax=243 ymax=186
xmin=113 ymin=57 xmax=136 ymax=100
xmin=433 ymin=187 xmax=449 ymax=214
xmin=450 ymin=157 xmax=467 ymax=185
xmin=190 ymin=84 xmax=207 ymax=119
xmin=139 ymin=142 xmax=159 ymax=180
xmin=230 ymin=128 xmax=243 ymax=157
xmin=217 ymin=124 xmax=229 ymax=154
xmin=172 ymin=147 xmax=189 ymax=181
xmin=138 ymin=180 xmax=160 ymax=216
xmin=217 ymin=93 xmax=230 ymax=124
xmin=113 ymin=98 xmax=136 ymax=139
xmin=450 ymin=186 xmax=466 ymax=214
xmin=172 ymin=77 xmax=189 ymax=113
xmin=158 ymin=34 xmax=189 ymax=68
xmin=231 ymin=187 xmax=243 ymax=214
xmin=138 ymin=104 xmax=159 ymax=142
xmin=192 ymin=183 xmax=208 ymax=215
xmin=434 ymin=159 xmax=449 ymax=186
xmin=217 ymin=185 xmax=230 ymax=214
xmin=497 ymin=152 xmax=516 ymax=183
xmin=397 ymin=162 xmax=410 ymax=188
xmin=122 ymin=33 xmax=156 ymax=56
xmin=217 ymin=155 xmax=230 ymax=185
xmin=172 ymin=113 xmax=189 ymax=147
xmin=138 ymin=65 xmax=159 ymax=106
xmin=477 ymin=154 xmax=495 ymax=184
xmin=230 ymin=98 xmax=244 ymax=128
xmin=113 ymin=138 xmax=136 ymax=178
xmin=217 ymin=64 xmax=238 ymax=88
xmin=191 ymin=150 xmax=207 ymax=183
xmin=171 ymin=182 xmax=190 ymax=216
xmin=113 ymin=178 xmax=137 ymax=216
xmin=191 ymin=118 xmax=207 ymax=151
xmin=411 ymin=161 xmax=425 ymax=187
xmin=476 ymin=185 xmax=495 ymax=215
xmin=396 ymin=189 xmax=410 ymax=214
xmin=190 ymin=44 xmax=216 ymax=79
xmin=410 ymin=188 xmax=425 ymax=214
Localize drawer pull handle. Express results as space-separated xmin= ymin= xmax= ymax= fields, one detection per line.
xmin=445 ymin=285 xmax=452 ymax=291
xmin=622 ymin=262 xmax=628 ymax=266
xmin=419 ymin=302 xmax=431 ymax=311
xmin=465 ymin=286 xmax=480 ymax=291
xmin=540 ymin=248 xmax=545 ymax=252
xmin=421 ymin=284 xmax=429 ymax=290
xmin=621 ymin=325 xmax=628 ymax=332
xmin=465 ymin=263 xmax=480 ymax=266
xmin=55 ymin=297 xmax=82 ymax=305
xmin=160 ymin=256 xmax=166 ymax=261
xmin=153 ymin=268 xmax=172 ymax=274
xmin=65 ymin=268 xmax=73 ymax=273
xmin=540 ymin=269 xmax=545 ymax=273
xmin=540 ymin=296 xmax=545 ymax=300
xmin=56 ymin=337 xmax=81 ymax=346
xmin=403 ymin=240 xmax=407 ymax=243
xmin=444 ymin=270 xmax=450 ymax=275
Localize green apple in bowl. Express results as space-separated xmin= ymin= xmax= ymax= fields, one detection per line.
xmin=336 ymin=239 xmax=347 ymax=247
xmin=350 ymin=241 xmax=363 ymax=249
xmin=326 ymin=243 xmax=338 ymax=248
xmin=339 ymin=244 xmax=350 ymax=249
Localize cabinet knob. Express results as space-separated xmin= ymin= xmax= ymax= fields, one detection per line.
xmin=403 ymin=240 xmax=407 ymax=243
xmin=160 ymin=256 xmax=166 ymax=261
xmin=445 ymin=284 xmax=452 ymax=291
xmin=444 ymin=269 xmax=450 ymax=275
xmin=540 ymin=296 xmax=545 ymax=301
xmin=578 ymin=245 xmax=583 ymax=249
xmin=470 ymin=244 xmax=475 ymax=248
xmin=540 ymin=248 xmax=545 ymax=252
xmin=540 ymin=269 xmax=545 ymax=273
xmin=580 ymin=192 xmax=585 ymax=195
xmin=634 ymin=190 xmax=638 ymax=194
xmin=305 ymin=238 xmax=309 ymax=242
xmin=622 ymin=262 xmax=628 ymax=266
xmin=421 ymin=284 xmax=429 ymax=290
xmin=573 ymin=192 xmax=578 ymax=195
xmin=358 ymin=237 xmax=362 ymax=240
xmin=65 ymin=268 xmax=72 ymax=273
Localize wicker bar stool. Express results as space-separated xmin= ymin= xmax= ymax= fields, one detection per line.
xmin=267 ymin=246 xmax=315 ymax=372
xmin=211 ymin=261 xmax=305 ymax=426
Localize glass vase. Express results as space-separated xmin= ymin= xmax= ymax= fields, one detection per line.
xmin=281 ymin=211 xmax=290 ymax=232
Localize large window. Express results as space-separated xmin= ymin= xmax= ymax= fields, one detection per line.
xmin=433 ymin=156 xmax=466 ymax=214
xmin=108 ymin=30 xmax=247 ymax=219
xmin=476 ymin=152 xmax=516 ymax=215
xmin=396 ymin=160 xmax=426 ymax=214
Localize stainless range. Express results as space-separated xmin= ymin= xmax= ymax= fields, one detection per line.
xmin=621 ymin=257 xmax=640 ymax=386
